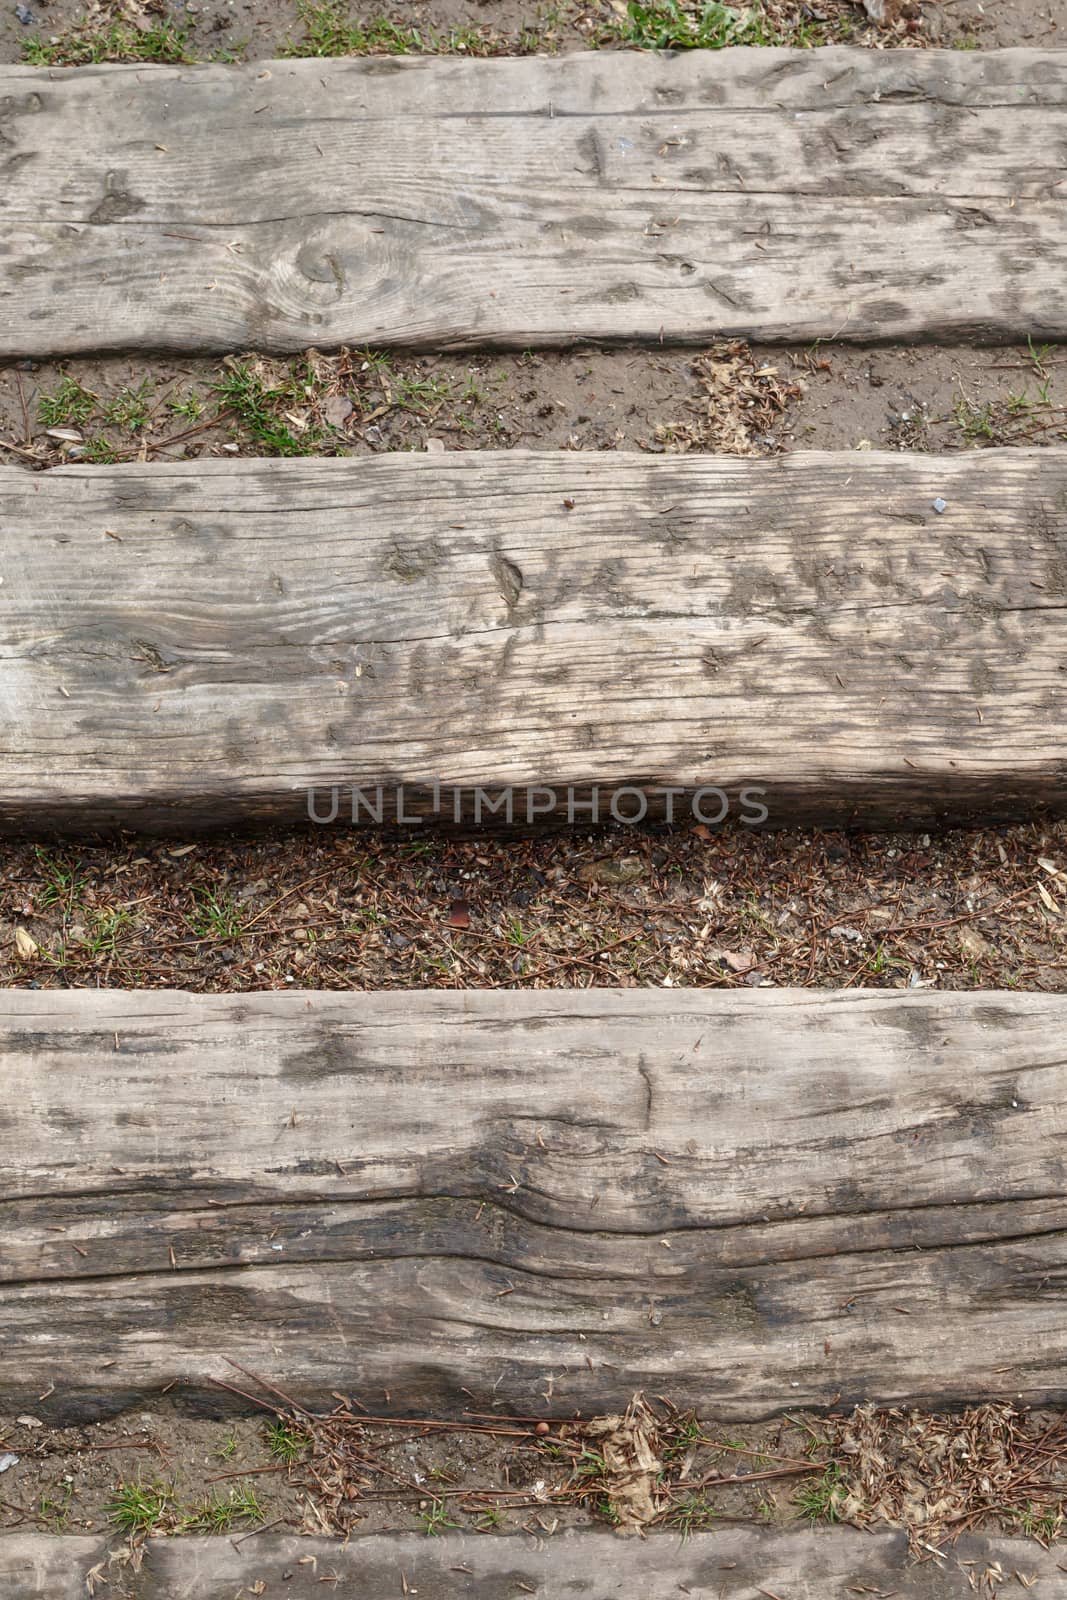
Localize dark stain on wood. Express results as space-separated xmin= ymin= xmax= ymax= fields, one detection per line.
xmin=4 ymin=990 xmax=1067 ymax=1423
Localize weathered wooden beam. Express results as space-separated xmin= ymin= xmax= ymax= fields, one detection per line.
xmin=2 ymin=989 xmax=1066 ymax=1422
xmin=1 ymin=49 xmax=1066 ymax=354
xmin=0 ymin=1537 xmax=109 ymax=1600
xmin=4 ymin=1528 xmax=1064 ymax=1599
xmin=2 ymin=449 xmax=1067 ymax=834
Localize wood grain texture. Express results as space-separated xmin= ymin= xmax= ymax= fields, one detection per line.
xmin=6 ymin=1528 xmax=1066 ymax=1600
xmin=3 ymin=989 xmax=1067 ymax=1423
xmin=1 ymin=48 xmax=1066 ymax=354
xmin=2 ymin=448 xmax=1067 ymax=833
xmin=0 ymin=1536 xmax=112 ymax=1600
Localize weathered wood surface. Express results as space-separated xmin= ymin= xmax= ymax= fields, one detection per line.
xmin=1 ymin=49 xmax=1066 ymax=354
xmin=3 ymin=989 xmax=1067 ymax=1422
xmin=0 ymin=1536 xmax=109 ymax=1600
xmin=4 ymin=1529 xmax=1065 ymax=1599
xmin=3 ymin=448 xmax=1067 ymax=833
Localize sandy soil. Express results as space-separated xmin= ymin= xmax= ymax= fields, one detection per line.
xmin=3 ymin=340 xmax=1066 ymax=471
xmin=3 ymin=0 xmax=1054 ymax=67
xmin=2 ymin=1398 xmax=1064 ymax=1550
xmin=0 ymin=1402 xmax=814 ymax=1540
xmin=0 ymin=0 xmax=1061 ymax=68
xmin=773 ymin=341 xmax=1067 ymax=452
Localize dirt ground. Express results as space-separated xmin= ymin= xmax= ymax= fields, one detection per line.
xmin=2 ymin=818 xmax=1065 ymax=992
xmin=923 ymin=0 xmax=1065 ymax=45
xmin=775 ymin=342 xmax=1067 ymax=454
xmin=0 ymin=1402 xmax=812 ymax=1542
xmin=1 ymin=0 xmax=1054 ymax=67
xmin=3 ymin=340 xmax=1066 ymax=471
xmin=2 ymin=1397 xmax=1065 ymax=1551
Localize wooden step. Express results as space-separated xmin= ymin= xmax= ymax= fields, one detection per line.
xmin=3 ymin=988 xmax=1066 ymax=1423
xmin=1 ymin=48 xmax=1065 ymax=355
xmin=3 ymin=448 xmax=1067 ymax=834
xmin=2 ymin=1528 xmax=1062 ymax=1599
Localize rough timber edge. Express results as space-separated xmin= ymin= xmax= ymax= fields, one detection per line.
xmin=2 ymin=1527 xmax=1064 ymax=1598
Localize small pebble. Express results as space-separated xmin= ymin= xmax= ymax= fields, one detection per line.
xmin=15 ymin=4 xmax=33 ymax=24
xmin=535 ymin=1421 xmax=550 ymax=1436
xmin=932 ymin=497 xmax=947 ymax=514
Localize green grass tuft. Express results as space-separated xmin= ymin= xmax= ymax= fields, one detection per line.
xmin=34 ymin=848 xmax=89 ymax=914
xmin=188 ymin=887 xmax=248 ymax=941
xmin=106 ymin=1480 xmax=172 ymax=1535
xmin=283 ymin=1 xmax=495 ymax=56
xmin=180 ymin=1484 xmax=262 ymax=1532
xmin=166 ymin=388 xmax=205 ymax=421
xmin=794 ymin=1463 xmax=846 ymax=1525
xmin=82 ymin=436 xmax=120 ymax=464
xmin=103 ymin=381 xmax=153 ymax=433
xmin=418 ymin=1497 xmax=460 ymax=1536
xmin=614 ymin=0 xmax=797 ymax=49
xmin=84 ymin=907 xmax=133 ymax=956
xmin=1016 ymin=1502 xmax=1062 ymax=1543
xmin=665 ymin=1491 xmax=715 ymax=1539
xmin=265 ymin=1419 xmax=309 ymax=1464
xmin=215 ymin=362 xmax=326 ymax=457
xmin=37 ymin=378 xmax=95 ymax=429
xmin=23 ymin=20 xmax=190 ymax=65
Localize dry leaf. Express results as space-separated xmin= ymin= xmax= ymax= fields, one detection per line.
xmin=323 ymin=394 xmax=354 ymax=429
xmin=582 ymin=1396 xmax=664 ymax=1531
xmin=862 ymin=0 xmax=901 ymax=21
xmin=1037 ymin=881 xmax=1062 ymax=916
xmin=660 ymin=342 xmax=799 ymax=458
xmin=447 ymin=898 xmax=470 ymax=929
xmin=14 ymin=927 xmax=37 ymax=960
xmin=579 ymin=856 xmax=644 ymax=886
